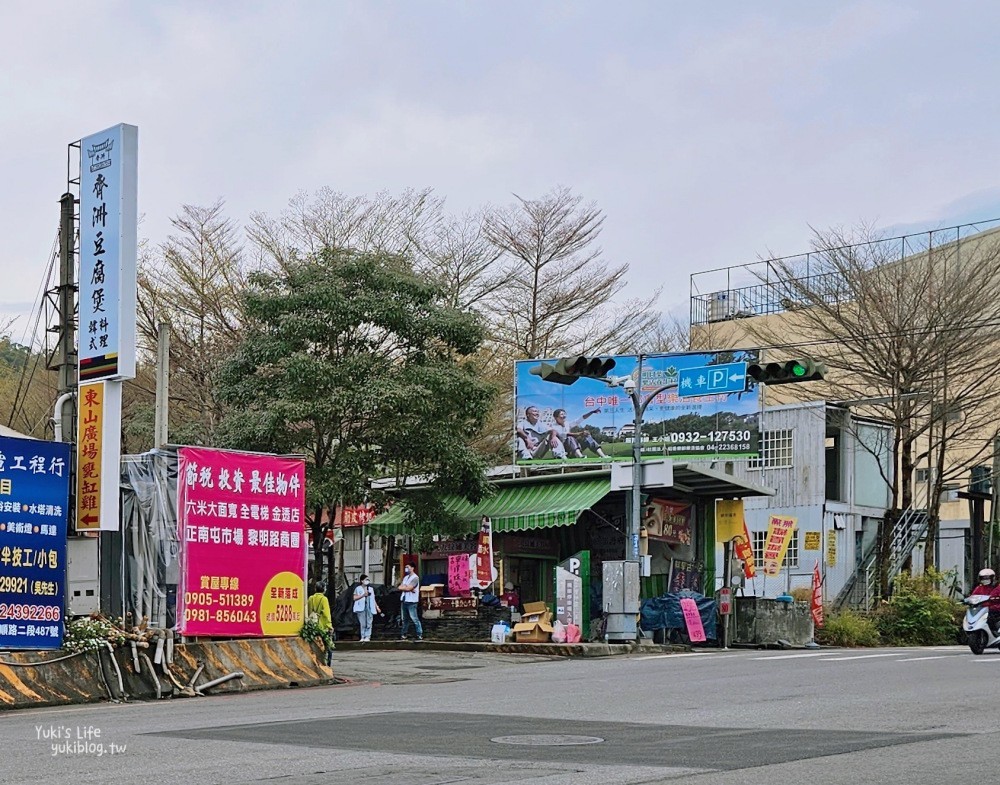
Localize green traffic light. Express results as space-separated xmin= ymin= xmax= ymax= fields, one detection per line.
xmin=790 ymin=362 xmax=807 ymax=377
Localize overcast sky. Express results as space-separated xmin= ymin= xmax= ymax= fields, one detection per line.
xmin=4 ymin=1 xmax=1000 ymax=341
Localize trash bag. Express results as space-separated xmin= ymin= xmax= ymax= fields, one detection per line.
xmin=551 ymin=620 xmax=567 ymax=643
xmin=565 ymin=624 xmax=582 ymax=644
xmin=490 ymin=622 xmax=510 ymax=643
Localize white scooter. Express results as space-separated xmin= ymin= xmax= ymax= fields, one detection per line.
xmin=962 ymin=594 xmax=1000 ymax=655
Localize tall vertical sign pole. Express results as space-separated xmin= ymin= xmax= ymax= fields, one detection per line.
xmin=76 ymin=124 xmax=138 ymax=533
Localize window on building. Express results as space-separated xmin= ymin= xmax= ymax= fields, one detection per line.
xmin=752 ymin=529 xmax=799 ymax=569
xmin=748 ymin=429 xmax=794 ymax=470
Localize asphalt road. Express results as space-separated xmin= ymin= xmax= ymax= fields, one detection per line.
xmin=2 ymin=645 xmax=996 ymax=784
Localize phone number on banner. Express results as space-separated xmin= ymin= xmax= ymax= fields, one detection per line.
xmin=0 ymin=603 xmax=62 ymax=621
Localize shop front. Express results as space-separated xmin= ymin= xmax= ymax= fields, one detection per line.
xmin=367 ymin=465 xmax=772 ymax=640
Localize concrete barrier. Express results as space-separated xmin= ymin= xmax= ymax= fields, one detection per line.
xmin=0 ymin=636 xmax=333 ymax=710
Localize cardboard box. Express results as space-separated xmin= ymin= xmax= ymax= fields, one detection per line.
xmin=419 ymin=584 xmax=445 ymax=598
xmin=521 ymin=602 xmax=552 ymax=625
xmin=513 ymin=620 xmax=554 ymax=643
xmin=521 ymin=601 xmax=548 ymax=617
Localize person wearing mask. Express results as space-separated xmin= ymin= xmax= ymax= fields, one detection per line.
xmin=971 ymin=568 xmax=1000 ymax=634
xmin=352 ymin=574 xmax=381 ymax=643
xmin=396 ymin=563 xmax=423 ymax=641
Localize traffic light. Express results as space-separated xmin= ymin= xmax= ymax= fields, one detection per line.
xmin=530 ymin=355 xmax=616 ymax=385
xmin=747 ymin=359 xmax=826 ymax=385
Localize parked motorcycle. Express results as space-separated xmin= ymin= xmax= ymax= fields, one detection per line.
xmin=962 ymin=594 xmax=1000 ymax=655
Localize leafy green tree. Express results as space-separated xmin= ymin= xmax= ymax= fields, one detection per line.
xmin=215 ymin=248 xmax=496 ymax=580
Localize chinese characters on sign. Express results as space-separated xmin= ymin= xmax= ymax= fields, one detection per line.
xmin=79 ymin=124 xmax=137 ymax=382
xmin=762 ymin=514 xmax=797 ymax=576
xmin=447 ymin=554 xmax=471 ymax=597
xmin=76 ymin=383 xmax=103 ymax=530
xmin=176 ymin=447 xmax=307 ymax=637
xmin=79 ymin=124 xmax=139 ymax=382
xmin=514 ymin=350 xmax=760 ymax=465
xmin=642 ymin=499 xmax=692 ymax=545
xmin=340 ymin=504 xmax=376 ymax=527
xmin=0 ymin=437 xmax=71 ymax=650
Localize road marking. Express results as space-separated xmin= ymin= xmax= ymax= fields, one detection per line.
xmin=896 ymin=656 xmax=956 ymax=662
xmin=820 ymin=653 xmax=904 ymax=661
xmin=752 ymin=652 xmax=830 ymax=660
xmin=636 ymin=653 xmax=724 ymax=661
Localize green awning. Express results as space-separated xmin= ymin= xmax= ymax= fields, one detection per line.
xmin=367 ymin=477 xmax=611 ymax=536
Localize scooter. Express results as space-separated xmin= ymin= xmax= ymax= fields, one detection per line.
xmin=962 ymin=594 xmax=1000 ymax=655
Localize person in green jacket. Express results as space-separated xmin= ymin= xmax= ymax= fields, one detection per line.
xmin=307 ymin=581 xmax=334 ymax=664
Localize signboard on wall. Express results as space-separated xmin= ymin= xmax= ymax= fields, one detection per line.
xmin=176 ymin=447 xmax=307 ymax=637
xmin=0 ymin=437 xmax=71 ymax=650
xmin=514 ymin=350 xmax=759 ymax=465
xmin=643 ymin=499 xmax=692 ymax=545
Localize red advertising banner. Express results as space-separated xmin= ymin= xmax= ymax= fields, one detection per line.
xmin=811 ymin=560 xmax=824 ymax=627
xmin=340 ymin=504 xmax=376 ymax=527
xmin=734 ymin=519 xmax=757 ymax=578
xmin=680 ymin=597 xmax=707 ymax=642
xmin=448 ymin=554 xmax=471 ymax=597
xmin=176 ymin=447 xmax=307 ymax=637
xmin=475 ymin=516 xmax=494 ymax=588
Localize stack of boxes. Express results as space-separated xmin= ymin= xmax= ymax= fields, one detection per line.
xmin=512 ymin=601 xmax=554 ymax=643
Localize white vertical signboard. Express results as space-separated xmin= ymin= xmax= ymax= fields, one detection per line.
xmin=79 ymin=123 xmax=137 ymax=383
xmin=76 ymin=123 xmax=136 ymax=532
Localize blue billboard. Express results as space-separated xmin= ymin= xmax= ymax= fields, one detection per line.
xmin=0 ymin=436 xmax=71 ymax=649
xmin=514 ymin=350 xmax=760 ymax=465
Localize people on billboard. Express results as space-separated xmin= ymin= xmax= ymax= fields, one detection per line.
xmin=515 ymin=405 xmax=550 ymax=460
xmin=548 ymin=408 xmax=609 ymax=459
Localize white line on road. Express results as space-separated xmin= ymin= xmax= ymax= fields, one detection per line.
xmin=821 ymin=653 xmax=911 ymax=661
xmin=636 ymin=653 xmax=724 ymax=661
xmin=752 ymin=652 xmax=830 ymax=660
xmin=896 ymin=656 xmax=957 ymax=662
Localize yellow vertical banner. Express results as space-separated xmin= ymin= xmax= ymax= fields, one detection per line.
xmin=762 ymin=514 xmax=797 ymax=576
xmin=826 ymin=530 xmax=838 ymax=567
xmin=715 ymin=500 xmax=745 ymax=542
xmin=76 ymin=383 xmax=104 ymax=530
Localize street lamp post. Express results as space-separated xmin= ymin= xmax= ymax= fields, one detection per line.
xmin=619 ymin=359 xmax=678 ymax=566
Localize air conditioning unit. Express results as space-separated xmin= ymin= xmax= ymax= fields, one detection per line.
xmin=708 ymin=291 xmax=739 ymax=322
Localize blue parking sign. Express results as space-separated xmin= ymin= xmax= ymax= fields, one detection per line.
xmin=0 ymin=437 xmax=71 ymax=649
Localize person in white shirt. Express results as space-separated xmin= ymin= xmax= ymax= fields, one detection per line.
xmin=548 ymin=408 xmax=608 ymax=459
xmin=352 ymin=574 xmax=381 ymax=642
xmin=396 ymin=563 xmax=423 ymax=641
xmin=515 ymin=405 xmax=550 ymax=459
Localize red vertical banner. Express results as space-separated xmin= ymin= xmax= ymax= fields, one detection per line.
xmin=474 ymin=516 xmax=494 ymax=588
xmin=811 ymin=560 xmax=824 ymax=627
xmin=734 ymin=519 xmax=756 ymax=578
xmin=448 ymin=554 xmax=471 ymax=597
xmin=679 ymin=597 xmax=707 ymax=642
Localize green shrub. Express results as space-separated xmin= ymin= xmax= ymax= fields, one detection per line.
xmin=873 ymin=570 xmax=962 ymax=646
xmin=816 ymin=609 xmax=881 ymax=647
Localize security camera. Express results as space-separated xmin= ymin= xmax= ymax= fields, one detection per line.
xmin=623 ymin=377 xmax=637 ymax=393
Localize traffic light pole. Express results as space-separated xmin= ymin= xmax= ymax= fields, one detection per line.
xmin=622 ymin=360 xmax=679 ymax=562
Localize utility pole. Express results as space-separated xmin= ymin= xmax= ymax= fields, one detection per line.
xmin=154 ymin=322 xmax=170 ymax=447
xmin=49 ymin=192 xmax=78 ymax=440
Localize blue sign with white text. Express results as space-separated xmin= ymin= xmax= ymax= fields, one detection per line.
xmin=0 ymin=436 xmax=71 ymax=650
xmin=677 ymin=362 xmax=748 ymax=397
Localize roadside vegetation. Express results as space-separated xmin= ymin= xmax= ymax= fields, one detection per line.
xmin=816 ymin=570 xmax=963 ymax=647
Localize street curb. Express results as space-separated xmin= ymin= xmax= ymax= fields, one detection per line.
xmin=334 ymin=640 xmax=691 ymax=657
